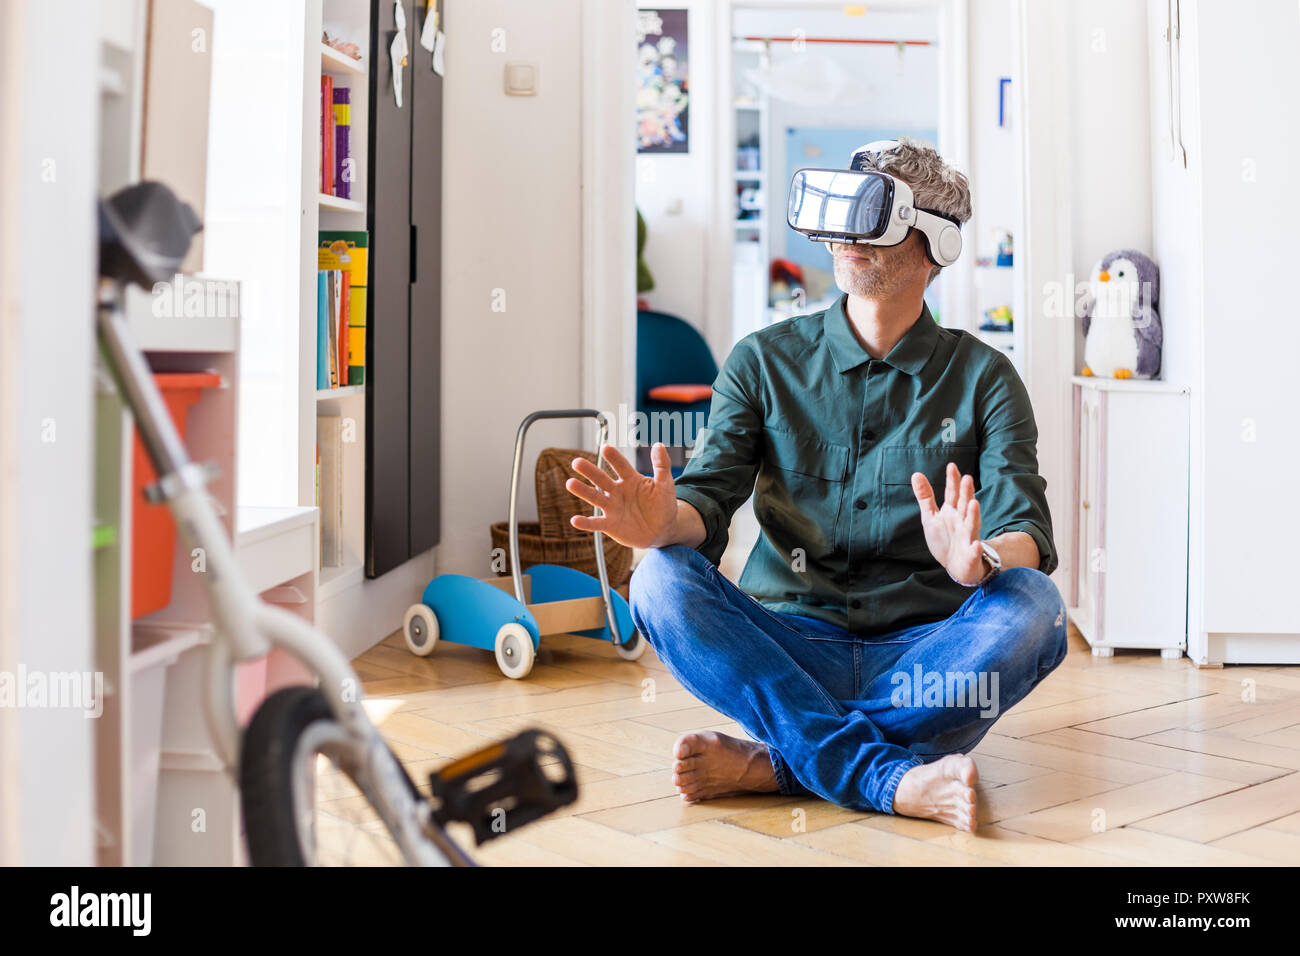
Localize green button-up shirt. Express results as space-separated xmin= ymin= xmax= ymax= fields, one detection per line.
xmin=673 ymin=295 xmax=1057 ymax=636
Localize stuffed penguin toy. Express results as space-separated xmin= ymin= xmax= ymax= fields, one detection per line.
xmin=1081 ymin=249 xmax=1162 ymax=380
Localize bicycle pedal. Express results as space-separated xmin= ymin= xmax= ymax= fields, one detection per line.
xmin=428 ymin=729 xmax=578 ymax=845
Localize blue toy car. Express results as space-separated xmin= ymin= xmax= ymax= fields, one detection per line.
xmin=403 ymin=410 xmax=647 ymax=679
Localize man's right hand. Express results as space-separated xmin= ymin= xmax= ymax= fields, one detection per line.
xmin=566 ymin=442 xmax=679 ymax=549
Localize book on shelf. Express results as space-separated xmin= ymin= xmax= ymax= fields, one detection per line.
xmin=317 ymin=414 xmax=344 ymax=568
xmin=320 ymin=74 xmax=335 ymax=195
xmin=338 ymin=270 xmax=350 ymax=385
xmin=326 ymin=271 xmax=338 ymax=388
xmin=332 ymin=87 xmax=352 ymax=200
xmin=316 ymin=272 xmax=329 ymax=389
xmin=318 ymin=231 xmax=368 ymax=386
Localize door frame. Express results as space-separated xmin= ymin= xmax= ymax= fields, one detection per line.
xmin=580 ymin=0 xmax=639 ymax=434
xmin=1012 ymin=0 xmax=1076 ymax=591
xmin=709 ymin=0 xmax=971 ymax=355
xmin=587 ymin=0 xmax=1075 ymax=592
xmin=0 ymin=0 xmax=23 ymax=866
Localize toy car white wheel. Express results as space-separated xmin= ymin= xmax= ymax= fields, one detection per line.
xmin=614 ymin=630 xmax=648 ymax=661
xmin=403 ymin=604 xmax=439 ymax=657
xmin=494 ymin=623 xmax=535 ymax=679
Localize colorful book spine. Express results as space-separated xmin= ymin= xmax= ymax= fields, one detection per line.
xmin=327 ymin=270 xmax=339 ymax=387
xmin=339 ymin=270 xmax=351 ymax=386
xmin=319 ymin=231 xmax=369 ymax=386
xmin=316 ymin=271 xmax=329 ymax=389
xmin=320 ymin=74 xmax=335 ymax=195
xmin=332 ymin=88 xmax=352 ymax=200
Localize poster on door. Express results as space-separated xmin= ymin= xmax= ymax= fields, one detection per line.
xmin=636 ymin=8 xmax=690 ymax=153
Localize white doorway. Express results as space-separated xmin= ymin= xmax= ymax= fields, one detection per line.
xmin=682 ymin=0 xmax=1028 ymax=376
xmin=727 ymin=4 xmax=945 ymax=346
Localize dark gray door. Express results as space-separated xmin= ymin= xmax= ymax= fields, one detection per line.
xmin=408 ymin=0 xmax=443 ymax=556
xmin=365 ymin=0 xmax=413 ymax=577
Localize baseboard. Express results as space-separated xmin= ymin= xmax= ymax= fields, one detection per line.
xmin=316 ymin=548 xmax=437 ymax=660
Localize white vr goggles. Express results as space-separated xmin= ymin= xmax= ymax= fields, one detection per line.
xmin=786 ymin=156 xmax=963 ymax=268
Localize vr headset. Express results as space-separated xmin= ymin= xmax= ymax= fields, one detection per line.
xmin=786 ymin=163 xmax=963 ymax=268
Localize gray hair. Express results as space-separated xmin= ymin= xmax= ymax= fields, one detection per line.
xmin=850 ymin=137 xmax=973 ymax=225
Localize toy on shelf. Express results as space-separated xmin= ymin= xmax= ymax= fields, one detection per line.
xmin=980 ymin=304 xmax=1013 ymax=332
xmin=322 ymin=31 xmax=362 ymax=62
xmin=1081 ymin=249 xmax=1162 ymax=380
xmin=995 ymin=230 xmax=1013 ymax=267
xmin=403 ymin=410 xmax=647 ymax=679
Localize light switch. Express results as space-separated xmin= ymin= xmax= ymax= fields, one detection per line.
xmin=505 ymin=62 xmax=538 ymax=96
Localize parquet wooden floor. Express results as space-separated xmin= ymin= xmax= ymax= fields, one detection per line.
xmin=327 ymin=515 xmax=1300 ymax=865
xmin=338 ymin=619 xmax=1300 ymax=866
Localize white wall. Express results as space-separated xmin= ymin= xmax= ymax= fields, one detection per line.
xmin=1065 ymin=0 xmax=1152 ymax=364
xmin=967 ymin=0 xmax=1017 ymax=263
xmin=1013 ymin=0 xmax=1154 ymax=597
xmin=2 ymin=0 xmax=100 ymax=865
xmin=636 ymin=0 xmax=719 ymax=335
xmin=438 ymin=0 xmax=588 ymax=576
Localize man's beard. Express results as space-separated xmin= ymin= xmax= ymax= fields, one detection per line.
xmin=832 ymin=243 xmax=915 ymax=298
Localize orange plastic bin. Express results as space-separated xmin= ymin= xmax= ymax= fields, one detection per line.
xmin=130 ymin=371 xmax=222 ymax=619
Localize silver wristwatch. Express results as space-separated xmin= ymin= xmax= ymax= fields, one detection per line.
xmin=951 ymin=540 xmax=1001 ymax=587
xmin=974 ymin=541 xmax=1001 ymax=587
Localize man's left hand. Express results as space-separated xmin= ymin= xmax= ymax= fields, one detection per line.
xmin=911 ymin=463 xmax=988 ymax=587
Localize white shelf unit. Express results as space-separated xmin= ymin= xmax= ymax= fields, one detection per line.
xmin=319 ymin=192 xmax=365 ymax=214
xmin=972 ymin=262 xmax=1018 ymax=372
xmin=321 ymin=40 xmax=367 ymax=78
xmin=90 ymin=0 xmax=349 ymax=868
xmin=95 ymin=277 xmax=248 ymax=866
xmin=732 ymin=40 xmax=771 ymax=343
xmin=308 ymin=0 xmax=429 ymax=657
xmin=316 ymin=384 xmax=365 ymax=401
xmin=1067 ymin=377 xmax=1190 ymax=659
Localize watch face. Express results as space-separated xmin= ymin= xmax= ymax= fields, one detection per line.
xmin=981 ymin=542 xmax=1001 ymax=570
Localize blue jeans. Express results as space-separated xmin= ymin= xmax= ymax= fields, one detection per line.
xmin=629 ymin=545 xmax=1069 ymax=814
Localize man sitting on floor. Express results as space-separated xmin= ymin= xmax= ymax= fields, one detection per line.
xmin=566 ymin=139 xmax=1066 ymax=832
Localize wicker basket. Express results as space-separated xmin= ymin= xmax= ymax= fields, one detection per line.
xmin=489 ymin=447 xmax=633 ymax=588
xmin=534 ymin=447 xmax=617 ymax=540
xmin=490 ymin=520 xmax=633 ymax=589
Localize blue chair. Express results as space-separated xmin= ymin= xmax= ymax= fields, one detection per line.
xmin=636 ymin=310 xmax=719 ymax=476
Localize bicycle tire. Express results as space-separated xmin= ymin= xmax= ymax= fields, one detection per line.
xmin=241 ymin=685 xmax=425 ymax=866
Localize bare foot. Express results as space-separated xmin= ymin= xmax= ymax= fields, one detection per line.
xmin=671 ymin=731 xmax=779 ymax=802
xmin=891 ymin=754 xmax=979 ymax=832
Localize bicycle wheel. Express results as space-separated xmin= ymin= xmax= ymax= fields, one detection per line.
xmin=240 ymin=686 xmax=437 ymax=866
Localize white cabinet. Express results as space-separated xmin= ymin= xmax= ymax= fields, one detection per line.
xmin=1145 ymin=0 xmax=1300 ymax=664
xmin=1069 ymin=378 xmax=1190 ymax=657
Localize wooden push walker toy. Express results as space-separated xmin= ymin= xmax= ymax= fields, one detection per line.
xmin=403 ymin=409 xmax=647 ymax=678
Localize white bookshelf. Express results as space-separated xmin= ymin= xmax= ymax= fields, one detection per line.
xmin=732 ymin=40 xmax=771 ymax=341
xmin=306 ymin=0 xmax=430 ymax=658
xmin=319 ymin=192 xmax=365 ymax=213
xmin=321 ymin=40 xmax=366 ymax=78
xmin=316 ymin=384 xmax=365 ymax=401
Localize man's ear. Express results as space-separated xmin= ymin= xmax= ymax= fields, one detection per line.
xmin=911 ymin=229 xmax=937 ymax=266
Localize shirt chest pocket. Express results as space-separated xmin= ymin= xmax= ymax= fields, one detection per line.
xmin=767 ymin=429 xmax=850 ymax=481
xmin=760 ymin=429 xmax=851 ymax=556
xmin=881 ymin=445 xmax=980 ymax=492
xmin=881 ymin=445 xmax=981 ymax=557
